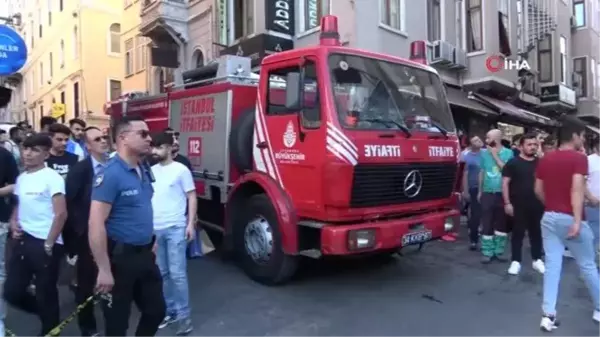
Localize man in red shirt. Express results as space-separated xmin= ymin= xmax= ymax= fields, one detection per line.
xmin=535 ymin=116 xmax=599 ymax=331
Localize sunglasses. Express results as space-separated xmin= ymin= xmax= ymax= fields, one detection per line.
xmin=93 ymin=135 xmax=109 ymax=142
xmin=137 ymin=130 xmax=151 ymax=138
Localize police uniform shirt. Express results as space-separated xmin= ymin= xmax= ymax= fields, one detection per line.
xmin=91 ymin=154 xmax=154 ymax=246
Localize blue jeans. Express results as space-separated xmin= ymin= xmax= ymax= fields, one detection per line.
xmin=154 ymin=225 xmax=190 ymax=321
xmin=541 ymin=212 xmax=600 ymax=316
xmin=0 ymin=222 xmax=7 ymax=337
xmin=585 ymin=205 xmax=599 ymax=250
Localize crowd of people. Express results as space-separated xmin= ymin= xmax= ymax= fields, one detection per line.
xmin=459 ymin=115 xmax=600 ymax=331
xmin=1 ymin=113 xmax=599 ymax=335
xmin=0 ymin=116 xmax=196 ymax=336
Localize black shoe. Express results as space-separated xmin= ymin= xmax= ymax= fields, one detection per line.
xmin=494 ymin=255 xmax=508 ymax=262
xmin=469 ymin=242 xmax=478 ymax=251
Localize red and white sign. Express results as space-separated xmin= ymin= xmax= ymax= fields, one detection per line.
xmin=188 ymin=137 xmax=202 ymax=157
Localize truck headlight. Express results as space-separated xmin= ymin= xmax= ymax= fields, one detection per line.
xmin=444 ymin=217 xmax=454 ymax=232
xmin=348 ymin=229 xmax=376 ymax=250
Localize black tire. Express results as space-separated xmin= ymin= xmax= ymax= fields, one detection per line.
xmin=234 ymin=194 xmax=298 ymax=285
xmin=229 ymin=108 xmax=255 ymax=172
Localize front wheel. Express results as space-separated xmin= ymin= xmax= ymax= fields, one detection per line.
xmin=234 ymin=194 xmax=298 ymax=285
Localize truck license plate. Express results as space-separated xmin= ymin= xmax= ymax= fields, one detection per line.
xmin=401 ymin=230 xmax=432 ymax=246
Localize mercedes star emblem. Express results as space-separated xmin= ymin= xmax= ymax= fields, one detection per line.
xmin=403 ymin=170 xmax=423 ymax=198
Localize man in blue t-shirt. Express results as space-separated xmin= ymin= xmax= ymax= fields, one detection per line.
xmin=461 ymin=135 xmax=484 ymax=250
xmin=479 ymin=129 xmax=514 ymax=263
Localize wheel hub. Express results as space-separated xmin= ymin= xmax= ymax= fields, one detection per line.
xmin=244 ymin=216 xmax=273 ymax=264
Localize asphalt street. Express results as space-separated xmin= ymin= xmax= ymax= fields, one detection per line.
xmin=5 ymin=226 xmax=600 ymax=336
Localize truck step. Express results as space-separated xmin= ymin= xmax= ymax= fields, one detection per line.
xmin=298 ymin=249 xmax=322 ymax=259
xmin=298 ymin=220 xmax=325 ymax=229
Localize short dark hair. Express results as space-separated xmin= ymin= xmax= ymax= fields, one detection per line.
xmin=9 ymin=126 xmax=20 ymax=138
xmin=84 ymin=126 xmax=101 ymax=133
xmin=40 ymin=116 xmax=57 ymax=129
xmin=16 ymin=121 xmax=29 ymax=129
xmin=557 ymin=115 xmax=587 ymax=144
xmin=512 ymin=133 xmax=523 ymax=144
xmin=83 ymin=126 xmax=102 ymax=142
xmin=519 ymin=132 xmax=537 ymax=145
xmin=69 ymin=118 xmax=86 ymax=128
xmin=163 ymin=127 xmax=174 ymax=132
xmin=151 ymin=132 xmax=174 ymax=147
xmin=543 ymin=134 xmax=557 ymax=146
xmin=48 ymin=123 xmax=72 ymax=136
xmin=22 ymin=132 xmax=52 ymax=150
xmin=113 ymin=115 xmax=145 ymax=140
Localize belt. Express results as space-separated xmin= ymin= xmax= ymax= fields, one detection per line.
xmin=107 ymin=237 xmax=154 ymax=256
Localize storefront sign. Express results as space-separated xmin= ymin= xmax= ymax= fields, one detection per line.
xmin=265 ymin=0 xmax=296 ymax=37
xmin=0 ymin=24 xmax=27 ymax=76
xmin=540 ymin=85 xmax=576 ymax=107
xmin=220 ymin=34 xmax=293 ymax=67
xmin=306 ymin=0 xmax=320 ymax=30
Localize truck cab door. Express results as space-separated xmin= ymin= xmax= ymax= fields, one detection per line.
xmin=258 ymin=58 xmax=324 ymax=215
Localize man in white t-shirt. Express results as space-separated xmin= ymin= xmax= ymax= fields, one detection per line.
xmin=150 ymin=132 xmax=197 ymax=335
xmin=4 ymin=133 xmax=68 ymax=336
xmin=586 ymin=141 xmax=600 ymax=251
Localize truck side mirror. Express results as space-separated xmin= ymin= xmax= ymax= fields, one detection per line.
xmin=285 ymin=72 xmax=304 ymax=110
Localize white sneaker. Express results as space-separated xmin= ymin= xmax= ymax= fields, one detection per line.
xmin=593 ymin=310 xmax=600 ymax=323
xmin=532 ymin=259 xmax=546 ymax=274
xmin=563 ymin=249 xmax=573 ymax=258
xmin=508 ymin=261 xmax=521 ymax=275
xmin=540 ymin=316 xmax=559 ymax=332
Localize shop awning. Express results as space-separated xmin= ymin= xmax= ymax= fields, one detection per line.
xmin=587 ymin=125 xmax=600 ymax=135
xmin=472 ymin=93 xmax=557 ymax=127
xmin=445 ymin=87 xmax=497 ymax=117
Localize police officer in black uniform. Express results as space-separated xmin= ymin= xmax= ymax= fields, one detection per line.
xmin=88 ymin=116 xmax=165 ymax=336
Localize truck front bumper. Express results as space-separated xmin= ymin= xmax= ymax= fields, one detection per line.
xmin=320 ymin=209 xmax=459 ymax=255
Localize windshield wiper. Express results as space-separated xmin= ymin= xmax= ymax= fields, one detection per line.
xmin=363 ymin=118 xmax=412 ymax=138
xmin=428 ymin=121 xmax=449 ymax=139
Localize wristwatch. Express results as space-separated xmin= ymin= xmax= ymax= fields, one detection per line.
xmin=44 ymin=242 xmax=53 ymax=256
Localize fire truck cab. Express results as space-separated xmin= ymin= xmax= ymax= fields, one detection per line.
xmin=111 ymin=16 xmax=462 ymax=285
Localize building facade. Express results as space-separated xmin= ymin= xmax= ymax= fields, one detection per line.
xmin=213 ymin=0 xmax=599 ymax=133
xmin=2 ymin=0 xmax=124 ymax=128
xmin=572 ymin=0 xmax=600 ymax=122
xmin=120 ymin=0 xmax=214 ymax=95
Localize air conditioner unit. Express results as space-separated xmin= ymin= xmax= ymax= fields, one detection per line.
xmin=449 ymin=48 xmax=467 ymax=69
xmin=524 ymin=80 xmax=540 ymax=96
xmin=430 ymin=40 xmax=455 ymax=67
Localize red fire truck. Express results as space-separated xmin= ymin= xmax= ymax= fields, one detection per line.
xmin=105 ymin=16 xmax=462 ymax=285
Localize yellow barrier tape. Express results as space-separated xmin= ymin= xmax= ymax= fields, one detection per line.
xmin=6 ymin=294 xmax=97 ymax=337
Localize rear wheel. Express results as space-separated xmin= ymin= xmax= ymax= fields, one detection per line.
xmin=234 ymin=194 xmax=298 ymax=285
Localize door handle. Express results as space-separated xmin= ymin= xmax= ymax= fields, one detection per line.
xmin=256 ymin=141 xmax=268 ymax=149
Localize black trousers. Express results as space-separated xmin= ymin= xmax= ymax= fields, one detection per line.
xmin=74 ymin=237 xmax=98 ymax=335
xmin=511 ymin=203 xmax=544 ymax=262
xmin=102 ymin=241 xmax=166 ymax=336
xmin=3 ymin=233 xmax=63 ymax=336
xmin=467 ymin=187 xmax=482 ymax=243
xmin=480 ymin=192 xmax=507 ymax=235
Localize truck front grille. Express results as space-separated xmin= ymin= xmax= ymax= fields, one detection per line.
xmin=350 ymin=163 xmax=457 ymax=208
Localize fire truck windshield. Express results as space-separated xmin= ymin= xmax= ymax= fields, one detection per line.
xmin=328 ymin=53 xmax=455 ymax=134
